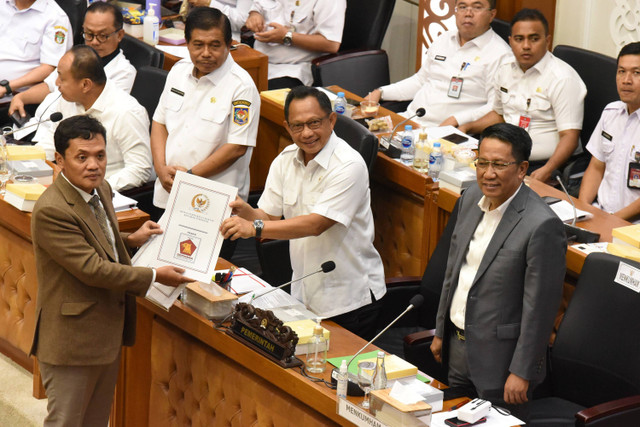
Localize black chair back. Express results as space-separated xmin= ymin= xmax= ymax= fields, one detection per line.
xmin=551 ymin=252 xmax=640 ymax=407
xmin=490 ymin=18 xmax=510 ymax=44
xmin=130 ymin=66 xmax=169 ymax=120
xmin=55 ymin=0 xmax=87 ymax=45
xmin=333 ymin=114 xmax=378 ymax=172
xmin=552 ymin=45 xmax=618 ymax=147
xmin=340 ymin=0 xmax=396 ymax=52
xmin=120 ymin=35 xmax=165 ymax=70
xmin=312 ymin=50 xmax=390 ymax=97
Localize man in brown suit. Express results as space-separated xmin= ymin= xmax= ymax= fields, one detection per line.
xmin=30 ymin=115 xmax=190 ymax=426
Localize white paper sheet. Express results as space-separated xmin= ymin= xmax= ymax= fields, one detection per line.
xmin=430 ymin=407 xmax=523 ymax=427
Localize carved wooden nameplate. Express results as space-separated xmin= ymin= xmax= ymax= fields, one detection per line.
xmin=227 ymin=302 xmax=302 ymax=368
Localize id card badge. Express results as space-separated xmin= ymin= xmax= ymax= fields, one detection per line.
xmin=518 ymin=114 xmax=531 ymax=131
xmin=448 ymin=77 xmax=464 ymax=98
xmin=628 ymin=162 xmax=640 ymax=189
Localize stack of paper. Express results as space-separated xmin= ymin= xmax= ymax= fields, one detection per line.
xmin=4 ymin=183 xmax=47 ymax=212
xmin=9 ymin=159 xmax=53 ymax=185
xmin=284 ymin=319 xmax=330 ymax=355
xmin=6 ymin=145 xmax=46 ymax=161
xmin=547 ymin=199 xmax=593 ymax=223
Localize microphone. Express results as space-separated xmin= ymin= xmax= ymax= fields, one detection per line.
xmin=555 ymin=175 xmax=600 ymax=243
xmin=330 ymin=294 xmax=424 ymax=396
xmin=380 ymin=107 xmax=426 ymax=150
xmin=1 ymin=112 xmax=63 ymax=138
xmin=249 ymin=261 xmax=336 ymax=303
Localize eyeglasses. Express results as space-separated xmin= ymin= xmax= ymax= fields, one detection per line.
xmin=475 ymin=158 xmax=519 ymax=171
xmin=455 ymin=4 xmax=493 ymax=13
xmin=82 ymin=29 xmax=120 ymax=43
xmin=288 ymin=115 xmax=329 ymax=134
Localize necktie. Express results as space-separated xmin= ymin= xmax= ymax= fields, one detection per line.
xmin=89 ymin=194 xmax=115 ymax=251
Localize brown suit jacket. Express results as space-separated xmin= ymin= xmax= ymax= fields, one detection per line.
xmin=30 ymin=176 xmax=153 ymax=366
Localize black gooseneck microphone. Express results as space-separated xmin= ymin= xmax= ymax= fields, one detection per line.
xmin=555 ymin=175 xmax=600 ymax=243
xmin=1 ymin=112 xmax=63 ymax=138
xmin=381 ymin=107 xmax=426 ymax=149
xmin=330 ymin=294 xmax=425 ymax=396
xmin=249 ymin=261 xmax=336 ymax=303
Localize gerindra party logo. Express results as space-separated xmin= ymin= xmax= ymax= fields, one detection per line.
xmin=191 ymin=193 xmax=210 ymax=213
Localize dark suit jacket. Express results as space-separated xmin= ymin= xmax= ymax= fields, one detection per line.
xmin=435 ymin=184 xmax=566 ymax=391
xmin=30 ymin=177 xmax=153 ymax=366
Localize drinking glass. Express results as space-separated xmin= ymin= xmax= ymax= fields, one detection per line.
xmin=357 ymin=361 xmax=375 ymax=409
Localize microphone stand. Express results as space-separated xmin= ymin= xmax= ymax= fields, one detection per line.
xmin=380 ymin=108 xmax=426 ymax=150
xmin=555 ymin=176 xmax=600 ymax=243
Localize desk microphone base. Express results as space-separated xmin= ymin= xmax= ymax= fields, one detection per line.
xmin=330 ymin=368 xmax=364 ymax=396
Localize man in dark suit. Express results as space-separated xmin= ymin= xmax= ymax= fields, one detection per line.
xmin=431 ymin=123 xmax=566 ymax=420
xmin=30 ymin=115 xmax=190 ymax=426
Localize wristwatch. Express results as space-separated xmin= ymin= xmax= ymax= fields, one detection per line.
xmin=283 ymin=30 xmax=293 ymax=46
xmin=253 ymin=219 xmax=264 ymax=238
xmin=0 ymin=80 xmax=12 ymax=97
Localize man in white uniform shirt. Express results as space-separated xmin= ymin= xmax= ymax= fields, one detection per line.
xmin=245 ymin=0 xmax=346 ymax=89
xmin=459 ymin=9 xmax=586 ymax=183
xmin=366 ymin=0 xmax=509 ymax=128
xmin=579 ymin=42 xmax=640 ymax=223
xmin=33 ymin=45 xmax=152 ymax=192
xmin=151 ymin=7 xmax=259 ymax=259
xmin=9 ymin=2 xmax=136 ymax=129
xmin=221 ymin=86 xmax=386 ymax=340
xmin=0 ymin=0 xmax=72 ymax=123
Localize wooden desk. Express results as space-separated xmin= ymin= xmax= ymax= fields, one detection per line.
xmin=432 ymin=179 xmax=630 ymax=276
xmin=161 ymin=43 xmax=269 ymax=92
xmin=0 ymin=194 xmax=149 ymax=382
xmin=113 ymin=259 xmax=465 ymax=426
xmin=254 ymin=86 xmax=437 ymax=277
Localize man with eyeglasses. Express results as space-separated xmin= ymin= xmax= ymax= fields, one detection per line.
xmin=459 ymin=9 xmax=586 ymax=184
xmin=0 ymin=0 xmax=72 ymax=124
xmin=220 ymin=86 xmax=386 ymax=340
xmin=9 ymin=1 xmax=136 ymax=124
xmin=365 ymin=0 xmax=509 ymax=128
xmin=579 ymin=42 xmax=640 ymax=223
xmin=431 ymin=123 xmax=566 ymax=421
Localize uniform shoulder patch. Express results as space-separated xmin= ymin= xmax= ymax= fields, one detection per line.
xmin=54 ymin=30 xmax=66 ymax=45
xmin=232 ymin=100 xmax=251 ymax=125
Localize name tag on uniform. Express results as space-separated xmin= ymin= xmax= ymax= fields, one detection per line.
xmin=602 ymin=130 xmax=613 ymax=141
xmin=448 ymin=77 xmax=463 ymax=98
xmin=435 ymin=55 xmax=446 ymax=61
xmin=171 ymin=88 xmax=185 ymax=96
xmin=628 ymin=160 xmax=640 ymax=189
xmin=518 ymin=114 xmax=531 ymax=131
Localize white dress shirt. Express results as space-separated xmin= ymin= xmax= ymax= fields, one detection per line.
xmin=209 ymin=0 xmax=253 ymax=42
xmin=450 ymin=185 xmax=522 ymax=329
xmin=44 ymin=49 xmax=136 ymax=94
xmin=493 ymin=51 xmax=586 ymax=161
xmin=380 ymin=28 xmax=510 ymax=128
xmin=0 ymin=0 xmax=72 ymax=98
xmin=153 ymin=55 xmax=259 ymax=206
xmin=34 ymin=80 xmax=153 ymax=191
xmin=586 ymin=101 xmax=640 ymax=219
xmin=258 ymin=133 xmax=386 ymax=317
xmin=250 ymin=0 xmax=346 ymax=85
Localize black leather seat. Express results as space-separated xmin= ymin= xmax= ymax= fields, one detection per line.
xmin=55 ymin=0 xmax=87 ymax=45
xmin=490 ymin=18 xmax=510 ymax=44
xmin=120 ymin=34 xmax=165 ymax=70
xmin=130 ymin=66 xmax=168 ymax=121
xmin=339 ymin=0 xmax=396 ymax=52
xmin=552 ymin=45 xmax=618 ymax=195
xmin=312 ymin=50 xmax=390 ymax=97
xmin=529 ymin=253 xmax=640 ymax=426
xmin=372 ymin=198 xmax=460 ymax=384
xmin=256 ymin=114 xmax=379 ymax=288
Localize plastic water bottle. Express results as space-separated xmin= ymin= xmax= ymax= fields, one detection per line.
xmin=336 ymin=360 xmax=348 ymax=399
xmin=428 ymin=141 xmax=444 ymax=181
xmin=333 ymin=92 xmax=347 ymax=115
xmin=400 ymin=125 xmax=414 ymax=165
xmin=372 ymin=351 xmax=388 ymax=390
xmin=413 ymin=132 xmax=429 ymax=173
xmin=306 ymin=322 xmax=327 ymax=373
xmin=143 ymin=6 xmax=159 ymax=46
